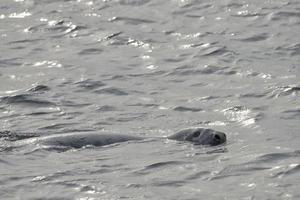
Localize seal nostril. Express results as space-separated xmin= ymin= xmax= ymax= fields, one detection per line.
xmin=193 ymin=131 xmax=201 ymax=137
xmin=214 ymin=134 xmax=221 ymax=141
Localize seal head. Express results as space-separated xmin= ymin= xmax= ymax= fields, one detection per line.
xmin=167 ymin=128 xmax=226 ymax=146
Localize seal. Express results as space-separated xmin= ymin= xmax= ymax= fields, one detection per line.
xmin=15 ymin=128 xmax=226 ymax=148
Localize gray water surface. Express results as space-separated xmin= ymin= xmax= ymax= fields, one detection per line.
xmin=0 ymin=0 xmax=300 ymax=199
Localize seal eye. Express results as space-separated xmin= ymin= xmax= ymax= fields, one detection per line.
xmin=193 ymin=131 xmax=201 ymax=137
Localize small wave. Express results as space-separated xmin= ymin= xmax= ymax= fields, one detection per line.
xmin=151 ymin=180 xmax=186 ymax=187
xmin=268 ymin=85 xmax=300 ymax=98
xmin=0 ymin=94 xmax=56 ymax=107
xmin=127 ymin=38 xmax=153 ymax=51
xmin=27 ymin=85 xmax=50 ymax=93
xmin=145 ymin=161 xmax=186 ymax=169
xmin=281 ymin=108 xmax=300 ymax=119
xmin=0 ymin=130 xmax=39 ymax=141
xmin=109 ymin=16 xmax=155 ymax=25
xmin=275 ymin=43 xmax=300 ymax=56
xmin=78 ymin=48 xmax=103 ymax=55
xmin=185 ymin=171 xmax=211 ymax=180
xmin=250 ymin=151 xmax=300 ymax=164
xmin=127 ymin=103 xmax=159 ymax=108
xmin=173 ymin=106 xmax=203 ymax=112
xmin=31 ymin=171 xmax=74 ymax=182
xmin=75 ymin=79 xmax=106 ymax=90
xmin=96 ymin=105 xmax=118 ymax=112
xmin=59 ymin=99 xmax=91 ymax=108
xmin=118 ymin=0 xmax=151 ymax=6
xmin=106 ymin=35 xmax=130 ymax=46
xmin=209 ymin=152 xmax=300 ymax=179
xmin=222 ymin=106 xmax=262 ymax=126
xmin=45 ymin=19 xmax=86 ymax=37
xmin=128 ymin=70 xmax=166 ymax=77
xmin=188 ymin=96 xmax=220 ymax=102
xmin=89 ymin=168 xmax=114 ymax=175
xmin=238 ymin=92 xmax=267 ymax=98
xmin=0 ymin=158 xmax=12 ymax=165
xmin=238 ymin=33 xmax=269 ymax=42
xmin=164 ymin=30 xmax=210 ymax=39
xmin=195 ymin=121 xmax=227 ymax=126
xmin=269 ymin=11 xmax=300 ymax=21
xmin=172 ymin=3 xmax=212 ymax=16
xmin=209 ymin=151 xmax=300 ymax=180
xmin=163 ymin=57 xmax=186 ymax=63
xmin=107 ymin=112 xmax=147 ymax=122
xmin=38 ymin=123 xmax=80 ymax=131
xmin=33 ymin=60 xmax=62 ymax=68
xmin=168 ymin=65 xmax=237 ymax=76
xmin=210 ymin=164 xmax=271 ymax=180
xmin=270 ymin=164 xmax=300 ymax=178
xmin=231 ymin=10 xmax=265 ymax=18
xmin=94 ymin=87 xmax=128 ymax=96
xmin=225 ymin=3 xmax=245 ymax=8
xmin=200 ymin=46 xmax=228 ymax=56
xmin=98 ymin=32 xmax=123 ymax=42
xmin=0 ymin=58 xmax=23 ymax=67
xmin=8 ymin=39 xmax=44 ymax=45
xmin=134 ymin=161 xmax=186 ymax=175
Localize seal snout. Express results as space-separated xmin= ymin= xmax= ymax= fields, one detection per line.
xmin=213 ymin=132 xmax=226 ymax=145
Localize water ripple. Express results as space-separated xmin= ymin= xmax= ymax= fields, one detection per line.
xmin=0 ymin=130 xmax=38 ymax=141
xmin=222 ymin=106 xmax=262 ymax=126
xmin=96 ymin=105 xmax=118 ymax=112
xmin=151 ymin=180 xmax=186 ymax=187
xmin=270 ymin=11 xmax=300 ymax=21
xmin=109 ymin=16 xmax=155 ymax=25
xmin=27 ymin=85 xmax=50 ymax=93
xmin=252 ymin=151 xmax=300 ymax=164
xmin=232 ymin=11 xmax=265 ymax=18
xmin=173 ymin=106 xmax=203 ymax=112
xmin=118 ymin=0 xmax=151 ymax=6
xmin=78 ymin=48 xmax=103 ymax=55
xmin=200 ymin=46 xmax=228 ymax=56
xmin=8 ymin=38 xmax=44 ymax=45
xmin=211 ymin=151 xmax=300 ymax=180
xmin=0 ymin=94 xmax=55 ymax=107
xmin=211 ymin=164 xmax=271 ymax=180
xmin=127 ymin=103 xmax=159 ymax=108
xmin=98 ymin=32 xmax=123 ymax=42
xmin=106 ymin=112 xmax=147 ymax=122
xmin=268 ymin=85 xmax=300 ymax=98
xmin=38 ymin=123 xmax=80 ymax=131
xmin=238 ymin=92 xmax=267 ymax=99
xmin=238 ymin=33 xmax=269 ymax=42
xmin=270 ymin=164 xmax=300 ymax=178
xmin=135 ymin=161 xmax=187 ymax=175
xmin=172 ymin=3 xmax=213 ymax=16
xmin=94 ymin=87 xmax=128 ymax=96
xmin=281 ymin=108 xmax=300 ymax=119
xmin=276 ymin=43 xmax=300 ymax=56
xmin=0 ymin=58 xmax=23 ymax=67
xmin=75 ymin=79 xmax=106 ymax=90
xmin=45 ymin=19 xmax=86 ymax=37
xmin=168 ymin=65 xmax=237 ymax=76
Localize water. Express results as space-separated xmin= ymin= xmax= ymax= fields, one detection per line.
xmin=0 ymin=0 xmax=299 ymax=199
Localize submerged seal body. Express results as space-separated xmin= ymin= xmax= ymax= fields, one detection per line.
xmin=15 ymin=128 xmax=226 ymax=148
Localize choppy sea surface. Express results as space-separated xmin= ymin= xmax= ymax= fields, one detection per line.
xmin=0 ymin=0 xmax=300 ymax=199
